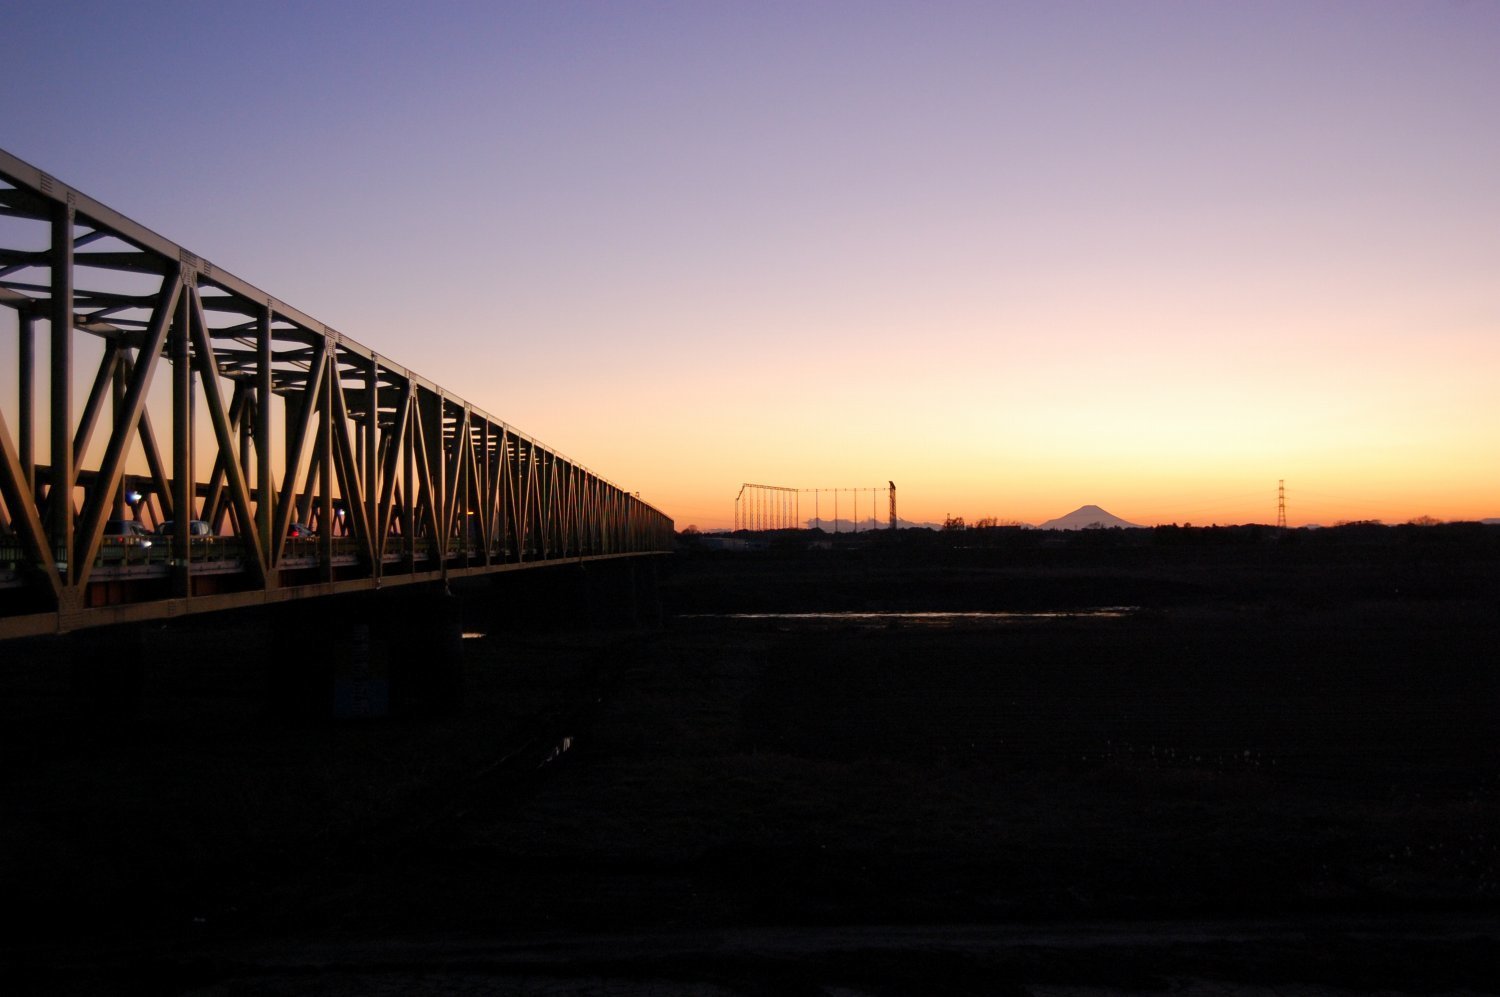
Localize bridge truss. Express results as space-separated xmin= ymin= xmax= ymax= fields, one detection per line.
xmin=0 ymin=148 xmax=672 ymax=638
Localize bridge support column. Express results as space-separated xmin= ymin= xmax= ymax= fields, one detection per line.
xmin=579 ymin=558 xmax=661 ymax=630
xmin=641 ymin=557 xmax=663 ymax=628
xmin=266 ymin=586 xmax=464 ymax=722
xmin=386 ymin=586 xmax=465 ymax=717
xmin=64 ymin=622 xmax=147 ymax=722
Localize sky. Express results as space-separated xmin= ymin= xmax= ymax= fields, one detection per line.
xmin=4 ymin=0 xmax=1497 ymax=529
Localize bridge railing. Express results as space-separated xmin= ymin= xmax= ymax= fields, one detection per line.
xmin=0 ymin=147 xmax=672 ymax=637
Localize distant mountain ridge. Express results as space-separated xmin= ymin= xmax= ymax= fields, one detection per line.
xmin=804 ymin=518 xmax=940 ymax=532
xmin=1038 ymin=504 xmax=1144 ymax=530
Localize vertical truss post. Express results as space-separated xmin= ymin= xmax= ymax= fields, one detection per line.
xmin=256 ymin=305 xmax=274 ymax=572
xmin=111 ymin=360 xmax=126 ymax=521
xmin=479 ymin=420 xmax=492 ymax=564
xmin=415 ymin=388 xmax=440 ymax=565
xmin=49 ymin=202 xmax=74 ymax=584
xmin=434 ymin=391 xmax=447 ymax=572
xmin=365 ymin=354 xmax=378 ymax=567
xmin=459 ymin=406 xmax=471 ymax=567
xmin=234 ymin=392 xmax=252 ymax=530
xmin=18 ymin=314 xmax=35 ymax=497
xmin=402 ymin=399 xmax=415 ymax=567
xmin=318 ymin=348 xmax=334 ymax=579
xmin=170 ymin=274 xmax=193 ymax=597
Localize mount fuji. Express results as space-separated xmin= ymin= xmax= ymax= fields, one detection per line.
xmin=1037 ymin=505 xmax=1145 ymax=530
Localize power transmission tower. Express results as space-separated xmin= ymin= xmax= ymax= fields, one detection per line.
xmin=1277 ymin=480 xmax=1287 ymax=532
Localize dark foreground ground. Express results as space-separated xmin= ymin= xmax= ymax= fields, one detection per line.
xmin=3 ymin=531 xmax=1499 ymax=993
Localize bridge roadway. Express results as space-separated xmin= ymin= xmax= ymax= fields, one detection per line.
xmin=0 ymin=148 xmax=673 ymax=639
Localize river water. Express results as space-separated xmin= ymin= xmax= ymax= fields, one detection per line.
xmin=676 ymin=608 xmax=1138 ymax=629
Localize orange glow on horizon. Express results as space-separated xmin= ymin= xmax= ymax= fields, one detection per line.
xmin=8 ymin=4 xmax=1496 ymax=537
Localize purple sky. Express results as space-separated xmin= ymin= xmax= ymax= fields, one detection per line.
xmin=6 ymin=1 xmax=1498 ymax=527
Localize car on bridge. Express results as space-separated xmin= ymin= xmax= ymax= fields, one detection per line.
xmin=104 ymin=519 xmax=152 ymax=543
xmin=101 ymin=519 xmax=154 ymax=562
xmin=287 ymin=523 xmax=314 ymax=539
xmin=153 ymin=519 xmax=232 ymax=562
xmin=157 ymin=520 xmax=212 ymax=537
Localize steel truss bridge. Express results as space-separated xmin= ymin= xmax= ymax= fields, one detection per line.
xmin=0 ymin=148 xmax=672 ymax=639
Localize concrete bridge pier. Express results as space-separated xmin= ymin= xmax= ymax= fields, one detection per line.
xmin=475 ymin=565 xmax=591 ymax=635
xmin=579 ymin=557 xmax=663 ymax=630
xmin=266 ymin=586 xmax=464 ymax=722
xmin=461 ymin=556 xmax=663 ymax=638
xmin=261 ymin=558 xmax=663 ymax=723
xmin=62 ymin=623 xmax=147 ymax=722
xmin=384 ymin=586 xmax=465 ymax=717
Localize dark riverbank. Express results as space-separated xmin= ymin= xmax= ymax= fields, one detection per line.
xmin=4 ymin=531 xmax=1498 ymax=993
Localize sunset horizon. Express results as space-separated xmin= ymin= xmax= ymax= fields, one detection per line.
xmin=681 ymin=492 xmax=1500 ymax=534
xmin=5 ymin=2 xmax=1497 ymax=540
